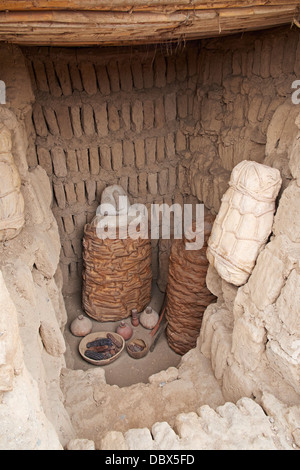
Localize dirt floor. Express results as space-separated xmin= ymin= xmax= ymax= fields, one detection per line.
xmin=64 ymin=283 xmax=182 ymax=387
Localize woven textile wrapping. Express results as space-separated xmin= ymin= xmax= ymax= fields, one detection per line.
xmin=207 ymin=161 xmax=282 ymax=286
xmin=82 ymin=220 xmax=152 ymax=322
xmin=166 ymin=214 xmax=216 ymax=355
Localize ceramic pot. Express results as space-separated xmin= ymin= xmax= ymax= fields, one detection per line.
xmin=140 ymin=306 xmax=159 ymax=330
xmin=131 ymin=308 xmax=139 ymax=327
xmin=116 ymin=321 xmax=133 ymax=340
xmin=70 ymin=314 xmax=93 ymax=337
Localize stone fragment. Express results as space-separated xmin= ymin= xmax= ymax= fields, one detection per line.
xmin=66 ymin=439 xmax=95 ymax=450
xmin=39 ymin=320 xmax=66 ymax=357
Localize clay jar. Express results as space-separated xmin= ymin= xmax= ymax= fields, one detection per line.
xmin=131 ymin=308 xmax=139 ymax=327
xmin=140 ymin=306 xmax=159 ymax=330
xmin=70 ymin=314 xmax=93 ymax=337
xmin=116 ymin=321 xmax=133 ymax=340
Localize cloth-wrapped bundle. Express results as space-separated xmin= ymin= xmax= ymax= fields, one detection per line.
xmin=207 ymin=161 xmax=282 ymax=286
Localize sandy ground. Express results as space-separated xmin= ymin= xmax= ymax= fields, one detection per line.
xmin=64 ymin=283 xmax=181 ymax=387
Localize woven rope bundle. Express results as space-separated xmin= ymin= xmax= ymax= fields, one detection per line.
xmin=82 ymin=222 xmax=152 ymax=322
xmin=166 ymin=214 xmax=216 ymax=355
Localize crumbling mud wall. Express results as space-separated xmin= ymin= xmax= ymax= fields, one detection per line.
xmin=189 ymin=26 xmax=300 ymax=213
xmin=200 ymin=103 xmax=300 ymax=408
xmin=1 ymin=25 xmax=300 ymax=450
xmin=23 ymin=26 xmax=300 ymax=295
xmin=0 ymin=44 xmax=74 ymax=450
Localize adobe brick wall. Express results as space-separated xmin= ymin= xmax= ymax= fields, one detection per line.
xmin=23 ymin=25 xmax=300 ymax=295
xmin=24 ymin=45 xmax=199 ymax=294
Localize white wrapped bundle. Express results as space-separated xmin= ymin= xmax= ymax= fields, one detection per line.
xmin=0 ymin=128 xmax=25 ymax=242
xmin=207 ymin=161 xmax=282 ymax=286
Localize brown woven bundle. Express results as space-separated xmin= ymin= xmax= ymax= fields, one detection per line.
xmin=82 ymin=223 xmax=152 ymax=322
xmin=166 ymin=214 xmax=216 ymax=355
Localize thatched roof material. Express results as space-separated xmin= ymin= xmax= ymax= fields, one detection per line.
xmin=0 ymin=1 xmax=298 ymax=45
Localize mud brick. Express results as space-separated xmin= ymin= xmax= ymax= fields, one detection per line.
xmin=252 ymin=40 xmax=262 ymax=76
xmin=281 ymin=33 xmax=296 ymax=75
xmin=119 ymin=176 xmax=128 ymax=194
xmin=43 ymin=107 xmax=59 ymax=136
xmin=108 ymin=103 xmax=120 ymax=132
xmin=178 ymin=164 xmax=186 ymax=190
xmin=222 ymin=51 xmax=233 ymax=79
xmin=80 ymin=62 xmax=98 ymax=95
xmin=107 ymin=60 xmax=120 ymax=92
xmin=77 ymin=148 xmax=90 ymax=173
xmin=27 ymin=144 xmax=38 ymax=168
xmin=111 ymin=142 xmax=123 ymax=171
xmin=75 ymin=180 xmax=86 ymax=204
xmin=176 ymin=130 xmax=186 ymax=152
xmin=56 ymin=106 xmax=73 ymax=139
xmin=168 ymin=166 xmax=177 ymax=192
xmin=210 ymin=52 xmax=223 ymax=85
xmin=119 ymin=60 xmax=133 ymax=92
xmin=63 ymin=215 xmax=75 ymax=235
xmin=37 ymin=147 xmax=53 ymax=176
xmin=95 ymin=64 xmax=110 ymax=95
xmin=55 ymin=62 xmax=72 ymax=96
xmin=96 ymin=180 xmax=106 ymax=200
xmin=232 ymin=51 xmax=242 ymax=76
xmin=143 ymin=100 xmax=154 ymax=129
xmin=82 ymin=104 xmax=95 ymax=136
xmin=74 ymin=212 xmax=87 ymax=230
xmin=156 ymin=136 xmax=165 ymax=163
xmin=51 ymin=147 xmax=67 ymax=178
xmin=134 ymin=139 xmax=145 ymax=169
xmin=33 ymin=104 xmax=48 ymax=137
xmin=154 ymin=55 xmax=166 ymax=88
xmin=70 ymin=106 xmax=83 ymax=138
xmin=64 ymin=181 xmax=77 ymax=204
xmin=131 ymin=58 xmax=144 ymax=89
xmin=85 ymin=179 xmax=96 ymax=205
xmin=45 ymin=61 xmax=62 ymax=97
xmin=155 ymin=97 xmax=165 ymax=129
xmin=89 ymin=147 xmax=100 ymax=175
xmin=246 ymin=51 xmax=254 ymax=77
xmin=270 ymin=36 xmax=284 ymax=78
xmin=66 ymin=150 xmax=78 ymax=172
xmin=138 ymin=172 xmax=147 ymax=196
xmin=129 ymin=174 xmax=138 ymax=197
xmin=145 ymin=137 xmax=156 ymax=166
xmin=33 ymin=60 xmax=49 ymax=92
xmin=148 ymin=173 xmax=158 ymax=196
xmin=69 ymin=63 xmax=83 ymax=91
xmin=99 ymin=144 xmax=111 ymax=170
xmin=187 ymin=47 xmax=198 ymax=77
xmin=165 ymin=93 xmax=176 ymax=122
xmin=177 ymin=94 xmax=188 ymax=119
xmin=132 ymin=100 xmax=143 ymax=133
xmin=143 ymin=60 xmax=153 ymax=89
xmin=166 ymin=56 xmax=176 ymax=84
xmin=53 ymin=182 xmax=66 ymax=209
xmin=62 ymin=239 xmax=74 ymax=258
xmin=94 ymin=103 xmax=108 ymax=137
xmin=123 ymin=140 xmax=135 ymax=167
xmin=72 ymin=239 xmax=82 ymax=258
xmin=176 ymin=54 xmax=187 ymax=82
xmin=121 ymin=102 xmax=131 ymax=130
xmin=165 ymin=133 xmax=175 ymax=159
xmin=158 ymin=168 xmax=169 ymax=196
xmin=260 ymin=39 xmax=272 ymax=79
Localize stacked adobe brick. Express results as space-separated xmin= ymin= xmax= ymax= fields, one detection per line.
xmin=24 ymin=45 xmax=200 ymax=294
